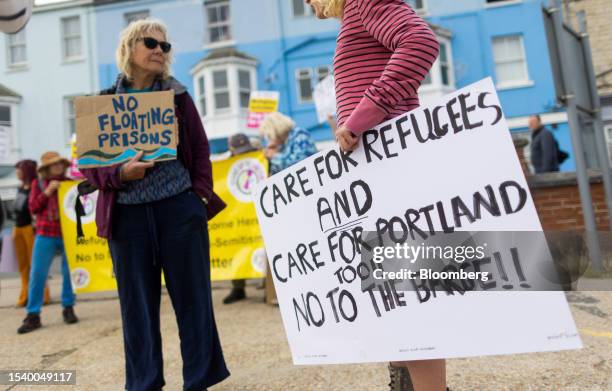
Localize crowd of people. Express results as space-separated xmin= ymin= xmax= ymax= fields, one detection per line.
xmin=8 ymin=0 xmax=437 ymax=388
xmin=10 ymin=15 xmax=324 ymax=390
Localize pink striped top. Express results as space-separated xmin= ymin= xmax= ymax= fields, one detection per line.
xmin=334 ymin=0 xmax=440 ymax=135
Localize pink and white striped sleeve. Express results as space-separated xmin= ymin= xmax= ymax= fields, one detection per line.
xmin=345 ymin=0 xmax=440 ymax=134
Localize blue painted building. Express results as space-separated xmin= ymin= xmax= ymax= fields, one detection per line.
xmin=93 ymin=0 xmax=343 ymax=152
xmin=90 ymin=0 xmax=572 ymax=170
xmin=423 ymin=0 xmax=573 ymax=171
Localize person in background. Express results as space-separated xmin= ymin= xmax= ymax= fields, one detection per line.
xmin=529 ymin=114 xmax=560 ymax=173
xmin=307 ymin=1 xmax=444 ymax=390
xmin=258 ymin=112 xmax=318 ymax=306
xmin=81 ymin=19 xmax=229 ymax=390
xmin=14 ymin=159 xmax=50 ymax=308
xmin=259 ymin=112 xmax=318 ymax=175
xmin=250 ymin=137 xmax=263 ymax=150
xmin=18 ymin=152 xmax=77 ymax=334
xmin=223 ymin=133 xmax=257 ymax=305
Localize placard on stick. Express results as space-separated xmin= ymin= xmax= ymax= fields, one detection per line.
xmin=313 ymin=75 xmax=336 ymax=124
xmin=247 ymin=91 xmax=280 ymax=129
xmin=75 ymin=90 xmax=177 ymax=168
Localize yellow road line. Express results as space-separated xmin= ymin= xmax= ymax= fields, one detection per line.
xmin=580 ymin=328 xmax=612 ymax=339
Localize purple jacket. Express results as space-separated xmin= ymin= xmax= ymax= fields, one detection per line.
xmin=81 ymin=77 xmax=226 ymax=239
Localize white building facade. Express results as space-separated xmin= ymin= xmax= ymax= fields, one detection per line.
xmin=0 ymin=0 xmax=98 ymax=197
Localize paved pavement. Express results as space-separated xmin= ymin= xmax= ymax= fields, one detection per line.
xmin=0 ymin=276 xmax=610 ymax=391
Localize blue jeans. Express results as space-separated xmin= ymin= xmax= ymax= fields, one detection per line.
xmin=26 ymin=235 xmax=75 ymax=314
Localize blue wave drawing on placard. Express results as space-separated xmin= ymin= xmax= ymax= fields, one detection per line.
xmin=78 ymin=147 xmax=176 ymax=166
xmin=141 ymin=147 xmax=177 ymax=161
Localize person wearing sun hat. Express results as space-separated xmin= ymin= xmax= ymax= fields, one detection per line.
xmin=17 ymin=151 xmax=78 ymax=334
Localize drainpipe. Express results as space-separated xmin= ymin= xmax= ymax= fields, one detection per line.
xmin=86 ymin=2 xmax=97 ymax=92
xmin=276 ymin=0 xmax=292 ymax=117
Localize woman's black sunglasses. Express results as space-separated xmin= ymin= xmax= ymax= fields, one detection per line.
xmin=141 ymin=37 xmax=172 ymax=53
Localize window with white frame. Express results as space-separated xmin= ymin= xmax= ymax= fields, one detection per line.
xmin=419 ymin=39 xmax=452 ymax=89
xmin=212 ymin=69 xmax=230 ymax=112
xmin=191 ymin=58 xmax=257 ymax=139
xmin=238 ymin=69 xmax=252 ymax=108
xmin=61 ymin=16 xmax=83 ymax=60
xmin=296 ymin=66 xmax=334 ymax=103
xmin=205 ymin=2 xmax=231 ymax=44
xmin=439 ymin=41 xmax=451 ymax=86
xmin=0 ymin=105 xmax=11 ymax=127
xmin=6 ymin=29 xmax=27 ymax=66
xmin=492 ymin=35 xmax=529 ymax=87
xmin=296 ymin=68 xmax=314 ymax=103
xmin=64 ymin=97 xmax=76 ymax=140
xmin=292 ymin=0 xmax=312 ymax=17
xmin=405 ymin=0 xmax=426 ymax=14
xmin=124 ymin=10 xmax=150 ymax=25
xmin=605 ymin=124 xmax=612 ymax=165
xmin=316 ymin=65 xmax=332 ymax=82
xmin=197 ymin=75 xmax=207 ymax=116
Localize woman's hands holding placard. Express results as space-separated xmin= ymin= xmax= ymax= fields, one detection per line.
xmin=335 ymin=125 xmax=359 ymax=152
xmin=120 ymin=151 xmax=154 ymax=182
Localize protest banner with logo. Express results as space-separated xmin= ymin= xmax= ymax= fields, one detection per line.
xmin=58 ymin=151 xmax=269 ymax=292
xmin=75 ymin=90 xmax=177 ymax=168
xmin=247 ymin=91 xmax=279 ymax=129
xmin=209 ymin=151 xmax=268 ymax=280
xmin=313 ymin=75 xmax=336 ymax=124
xmin=253 ymin=78 xmax=581 ymax=365
xmin=58 ymin=181 xmax=116 ymax=293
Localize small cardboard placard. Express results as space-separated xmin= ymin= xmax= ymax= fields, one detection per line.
xmin=75 ymin=90 xmax=177 ymax=168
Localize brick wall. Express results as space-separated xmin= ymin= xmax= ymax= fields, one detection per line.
xmin=514 ymin=138 xmax=610 ymax=231
xmin=529 ymin=176 xmax=609 ymax=231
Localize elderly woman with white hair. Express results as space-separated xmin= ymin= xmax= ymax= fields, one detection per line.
xmin=259 ymin=112 xmax=318 ymax=175
xmin=81 ymin=20 xmax=229 ymax=391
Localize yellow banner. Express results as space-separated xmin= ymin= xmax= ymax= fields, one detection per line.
xmin=209 ymin=151 xmax=268 ymax=280
xmin=59 ymin=181 xmax=116 ymax=293
xmin=58 ymin=151 xmax=268 ymax=293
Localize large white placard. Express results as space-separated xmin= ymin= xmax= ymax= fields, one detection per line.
xmin=254 ymin=78 xmax=581 ymax=365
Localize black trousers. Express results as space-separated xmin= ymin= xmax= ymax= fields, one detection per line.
xmin=109 ymin=191 xmax=229 ymax=391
